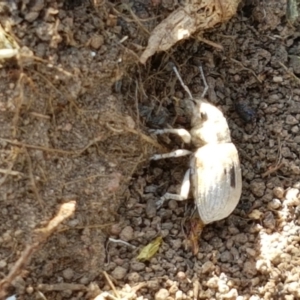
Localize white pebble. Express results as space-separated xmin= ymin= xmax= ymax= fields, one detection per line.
xmin=175 ymin=290 xmax=183 ymax=300
xmin=201 ymin=261 xmax=215 ymax=273
xmin=155 ymin=288 xmax=169 ymax=300
xmin=273 ymin=76 xmax=283 ymax=82
xmin=285 ymin=188 xmax=299 ymax=206
xmin=267 ymin=199 xmax=281 ymax=210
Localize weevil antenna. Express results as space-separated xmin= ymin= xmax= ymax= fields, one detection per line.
xmin=199 ymin=66 xmax=208 ymax=98
xmin=172 ymin=65 xmax=194 ymax=100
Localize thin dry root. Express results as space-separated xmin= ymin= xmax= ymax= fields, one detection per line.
xmin=0 ymin=201 xmax=76 ymax=298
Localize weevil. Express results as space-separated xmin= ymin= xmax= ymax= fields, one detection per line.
xmin=150 ymin=65 xmax=242 ymax=253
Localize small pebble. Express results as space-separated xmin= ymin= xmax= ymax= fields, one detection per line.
xmin=201 ymin=261 xmax=215 ymax=274
xmin=246 ymin=248 xmax=257 ymax=257
xmin=286 ymin=115 xmax=298 ymax=125
xmin=155 ymin=288 xmax=169 ymax=300
xmin=111 ymin=266 xmax=127 ymax=280
xmin=127 ymin=272 xmax=140 ymax=282
xmin=168 ymin=200 xmax=178 ymax=210
xmin=218 ymin=282 xmax=229 ymax=293
xmin=90 ymin=35 xmax=104 ymax=49
xmin=243 ymin=260 xmax=257 ymax=277
xmin=168 ymin=283 xmax=178 ymax=294
xmin=130 ymin=262 xmax=145 ymax=271
xmin=263 ymin=211 xmax=276 ymax=229
xmin=80 ymin=276 xmax=89 ymax=285
xmin=250 ymin=180 xmax=266 ymax=197
xmin=0 ymin=260 xmax=7 ymax=269
xmin=285 ymin=188 xmax=299 ymax=206
xmin=177 ymin=271 xmax=186 ymax=280
xmin=175 ymin=290 xmax=183 ymax=300
xmin=110 ymin=223 xmax=122 ymax=235
xmin=267 ymin=198 xmax=281 ymax=210
xmin=220 ymin=251 xmax=233 ymax=262
xmin=146 ymin=199 xmax=157 ymax=218
xmin=62 ymin=268 xmax=74 ymax=280
xmin=26 ymin=286 xmax=34 ymax=294
xmin=119 ymin=226 xmax=134 ymax=241
xmin=221 ymin=289 xmax=238 ymax=299
xmin=25 ymin=12 xmax=39 ymax=22
xmin=273 ymin=76 xmax=283 ymax=82
xmin=248 ymin=209 xmax=263 ymax=220
xmin=206 ymin=276 xmax=218 ymax=288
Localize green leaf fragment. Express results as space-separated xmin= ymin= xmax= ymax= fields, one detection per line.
xmin=136 ymin=236 xmax=163 ymax=261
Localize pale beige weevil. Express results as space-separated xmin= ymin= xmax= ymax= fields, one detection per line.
xmin=150 ymin=64 xmax=242 ymax=253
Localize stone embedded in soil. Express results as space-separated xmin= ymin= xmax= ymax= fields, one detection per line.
xmin=130 ymin=261 xmax=145 ymax=271
xmin=146 ymin=198 xmax=157 ymax=218
xmin=201 ymin=261 xmax=215 ymax=274
xmin=168 ymin=283 xmax=178 ymax=294
xmin=250 ymin=180 xmax=266 ymax=197
xmin=175 ymin=290 xmax=183 ymax=300
xmin=286 ymin=115 xmax=298 ymax=125
xmin=168 ymin=199 xmax=178 ymax=210
xmin=25 ymin=11 xmax=40 ymax=22
xmin=62 ymin=267 xmax=74 ymax=280
xmin=273 ymin=187 xmax=284 ymax=199
xmin=243 ymin=260 xmax=257 ymax=278
xmin=127 ymin=272 xmax=140 ymax=282
xmin=263 ymin=211 xmax=276 ymax=229
xmin=119 ymin=226 xmax=134 ymax=241
xmin=220 ymin=250 xmax=233 ymax=263
xmin=0 ymin=260 xmax=7 ymax=269
xmin=176 ymin=271 xmax=186 ymax=280
xmin=272 ymin=76 xmax=283 ymax=82
xmin=155 ymin=288 xmax=170 ymax=300
xmin=267 ymin=198 xmax=281 ymax=210
xmin=90 ymin=35 xmax=104 ymax=49
xmin=111 ymin=266 xmax=127 ymax=280
xmin=220 ymin=288 xmax=238 ymax=299
xmin=285 ymin=188 xmax=300 ymax=206
xmin=110 ymin=223 xmax=122 ymax=235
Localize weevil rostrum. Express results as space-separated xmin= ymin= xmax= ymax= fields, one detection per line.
xmin=150 ymin=65 xmax=242 ymax=253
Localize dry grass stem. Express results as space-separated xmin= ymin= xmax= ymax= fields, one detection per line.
xmin=0 ymin=201 xmax=76 ymax=298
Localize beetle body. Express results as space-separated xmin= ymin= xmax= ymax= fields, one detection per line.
xmin=191 ymin=142 xmax=242 ymax=224
xmin=150 ymin=67 xmax=242 ymax=249
xmin=151 ymin=98 xmax=242 ymax=225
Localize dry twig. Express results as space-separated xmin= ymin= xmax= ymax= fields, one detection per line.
xmin=102 ymin=271 xmax=120 ymax=299
xmin=262 ymin=137 xmax=283 ymax=178
xmin=0 ymin=201 xmax=76 ymax=298
xmin=24 ymin=148 xmax=44 ymax=209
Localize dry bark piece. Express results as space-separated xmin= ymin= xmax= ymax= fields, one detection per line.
xmin=140 ymin=0 xmax=240 ymax=64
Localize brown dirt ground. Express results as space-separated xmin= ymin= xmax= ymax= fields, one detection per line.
xmin=1 ymin=0 xmax=300 ymax=299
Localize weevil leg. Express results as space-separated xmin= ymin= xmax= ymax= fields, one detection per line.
xmin=199 ymin=66 xmax=208 ymax=98
xmin=157 ymin=169 xmax=191 ymax=208
xmin=151 ymin=149 xmax=192 ymax=161
xmin=180 ymin=168 xmax=191 ymax=199
xmin=150 ymin=128 xmax=191 ymax=144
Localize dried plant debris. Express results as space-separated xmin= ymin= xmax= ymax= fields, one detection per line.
xmin=140 ymin=0 xmax=240 ymax=63
xmin=287 ymin=0 xmax=300 ymax=23
xmin=136 ymin=236 xmax=163 ymax=261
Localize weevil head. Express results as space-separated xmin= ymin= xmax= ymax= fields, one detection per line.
xmin=190 ymin=98 xmax=232 ymax=147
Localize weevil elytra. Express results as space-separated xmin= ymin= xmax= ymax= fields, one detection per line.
xmin=150 ymin=64 xmax=242 ymax=252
